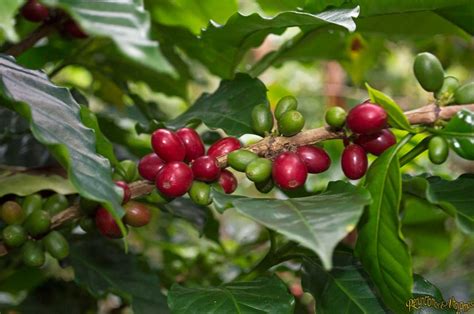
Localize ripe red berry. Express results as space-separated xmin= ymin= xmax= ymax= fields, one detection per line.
xmin=21 ymin=0 xmax=49 ymax=22
xmin=138 ymin=153 xmax=165 ymax=181
xmin=296 ymin=146 xmax=331 ymax=173
xmin=207 ymin=137 xmax=241 ymax=159
xmin=123 ymin=201 xmax=151 ymax=227
xmin=272 ymin=152 xmax=308 ymax=190
xmin=191 ymin=156 xmax=221 ymax=182
xmin=156 ymin=162 xmax=193 ymax=197
xmin=176 ymin=128 xmax=205 ymax=162
xmin=64 ymin=19 xmax=88 ymax=39
xmin=354 ymin=129 xmax=396 ymax=156
xmin=346 ymin=102 xmax=387 ymax=135
xmin=95 ymin=207 xmax=123 ymax=239
xmin=218 ymin=169 xmax=238 ymax=194
xmin=341 ymin=144 xmax=368 ymax=180
xmin=151 ymin=129 xmax=186 ymax=162
xmin=115 ymin=181 xmax=131 ymax=204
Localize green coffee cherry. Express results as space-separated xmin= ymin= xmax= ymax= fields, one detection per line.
xmin=188 ymin=181 xmax=212 ymax=206
xmin=115 ymin=160 xmax=139 ymax=183
xmin=79 ymin=217 xmax=95 ymax=233
xmin=434 ymin=76 xmax=459 ymax=105
xmin=22 ymin=194 xmax=42 ymax=216
xmin=147 ymin=190 xmax=174 ymax=204
xmin=246 ymin=158 xmax=272 ymax=183
xmin=25 ymin=210 xmax=51 ymax=236
xmin=1 ymin=201 xmax=25 ymax=225
xmin=251 ymin=104 xmax=274 ymax=136
xmin=2 ymin=225 xmax=27 ymax=247
xmin=22 ymin=241 xmax=45 ymax=267
xmin=79 ymin=197 xmax=99 ymax=215
xmin=454 ymin=82 xmax=474 ymax=104
xmin=413 ymin=52 xmax=444 ymax=92
xmin=278 ymin=110 xmax=305 ymax=136
xmin=43 ymin=231 xmax=69 ymax=260
xmin=255 ymin=179 xmax=274 ymax=194
xmin=325 ymin=107 xmax=347 ymax=128
xmin=428 ymin=136 xmax=449 ymax=165
xmin=227 ymin=150 xmax=259 ymax=172
xmin=275 ymin=96 xmax=298 ymax=120
xmin=43 ymin=194 xmax=69 ymax=216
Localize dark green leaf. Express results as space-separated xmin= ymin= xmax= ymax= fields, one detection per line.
xmin=438 ymin=109 xmax=474 ymax=160
xmin=168 ymin=276 xmax=294 ymax=314
xmin=159 ymin=198 xmax=209 ymax=234
xmin=437 ymin=3 xmax=474 ymax=35
xmin=70 ymin=236 xmax=169 ymax=314
xmin=302 ymin=252 xmax=385 ymax=314
xmin=411 ymin=274 xmax=456 ymax=314
xmin=167 ymin=74 xmax=268 ymax=136
xmin=0 ymin=267 xmax=46 ymax=295
xmin=228 ymin=181 xmax=371 ymax=269
xmin=0 ymin=170 xmax=76 ymax=197
xmin=355 ymin=136 xmax=413 ymax=313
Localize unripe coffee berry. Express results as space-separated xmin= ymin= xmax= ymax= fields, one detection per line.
xmin=1 ymin=201 xmax=25 ymax=225
xmin=64 ymin=19 xmax=88 ymax=39
xmin=123 ymin=201 xmax=151 ymax=227
xmin=228 ymin=150 xmax=258 ymax=172
xmin=2 ymin=225 xmax=27 ymax=248
xmin=296 ymin=146 xmax=331 ymax=174
xmin=251 ymin=104 xmax=274 ymax=136
xmin=346 ymin=102 xmax=387 ymax=135
xmin=325 ymin=107 xmax=347 ymax=129
xmin=354 ymin=129 xmax=396 ymax=156
xmin=156 ymin=162 xmax=193 ymax=197
xmin=188 ymin=181 xmax=212 ymax=206
xmin=428 ymin=136 xmax=449 ymax=165
xmin=207 ymin=137 xmax=241 ymax=159
xmin=151 ymin=129 xmax=186 ymax=162
xmin=272 ymin=152 xmax=308 ymax=190
xmin=278 ymin=110 xmax=305 ymax=136
xmin=115 ymin=181 xmax=131 ymax=204
xmin=191 ymin=156 xmax=221 ymax=182
xmin=255 ymin=179 xmax=274 ymax=194
xmin=22 ymin=194 xmax=42 ymax=216
xmin=95 ymin=207 xmax=123 ymax=239
xmin=341 ymin=144 xmax=368 ymax=180
xmin=176 ymin=127 xmax=205 ymax=162
xmin=22 ymin=241 xmax=45 ymax=267
xmin=218 ymin=169 xmax=238 ymax=194
xmin=21 ymin=0 xmax=49 ymax=22
xmin=43 ymin=231 xmax=69 ymax=260
xmin=275 ymin=96 xmax=298 ymax=120
xmin=246 ymin=158 xmax=272 ymax=183
xmin=43 ymin=194 xmax=69 ymax=216
xmin=115 ymin=160 xmax=138 ymax=182
xmin=138 ymin=153 xmax=165 ymax=181
xmin=25 ymin=210 xmax=51 ymax=237
xmin=413 ymin=52 xmax=444 ymax=92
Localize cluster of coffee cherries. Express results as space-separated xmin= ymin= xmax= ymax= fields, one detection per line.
xmin=0 ymin=194 xmax=70 ymax=267
xmin=20 ymin=0 xmax=88 ymax=39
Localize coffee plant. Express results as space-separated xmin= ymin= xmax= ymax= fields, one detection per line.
xmin=0 ymin=1 xmax=473 ymax=313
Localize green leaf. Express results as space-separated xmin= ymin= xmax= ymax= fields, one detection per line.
xmin=355 ymin=135 xmax=413 ymax=313
xmin=0 ymin=267 xmax=46 ymax=295
xmin=168 ymin=276 xmax=294 ymax=314
xmin=0 ymin=55 xmax=125 ymax=231
xmin=0 ymin=170 xmax=76 ymax=197
xmin=301 ymin=252 xmax=386 ymax=314
xmin=437 ymin=109 xmax=474 ymax=160
xmin=41 ymin=0 xmax=176 ymax=77
xmin=159 ymin=198 xmax=210 ymax=234
xmin=403 ymin=174 xmax=474 ymax=234
xmin=167 ymin=73 xmax=268 ymax=136
xmin=411 ymin=274 xmax=456 ymax=314
xmin=366 ymin=84 xmax=414 ymax=131
xmin=158 ymin=7 xmax=359 ymax=78
xmin=0 ymin=0 xmax=24 ymax=43
xmin=70 ymin=236 xmax=169 ymax=314
xmin=437 ymin=3 xmax=474 ymax=35
xmin=228 ymin=181 xmax=371 ymax=269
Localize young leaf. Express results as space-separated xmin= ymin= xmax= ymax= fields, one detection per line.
xmin=366 ymin=83 xmax=414 ymax=131
xmin=168 ymin=276 xmax=294 ymax=314
xmin=228 ymin=181 xmax=371 ymax=269
xmin=301 ymin=252 xmax=386 ymax=314
xmin=355 ymin=135 xmax=413 ymax=313
xmin=0 ymin=0 xmax=24 ymax=43
xmin=167 ymin=73 xmax=268 ymax=136
xmin=437 ymin=109 xmax=474 ymax=160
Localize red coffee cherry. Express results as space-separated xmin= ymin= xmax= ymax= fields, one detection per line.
xmin=123 ymin=201 xmax=151 ymax=227
xmin=156 ymin=162 xmax=193 ymax=197
xmin=191 ymin=156 xmax=221 ymax=182
xmin=95 ymin=207 xmax=123 ymax=239
xmin=354 ymin=129 xmax=396 ymax=156
xmin=151 ymin=129 xmax=186 ymax=162
xmin=272 ymin=152 xmax=308 ymax=190
xmin=115 ymin=181 xmax=131 ymax=204
xmin=218 ymin=169 xmax=238 ymax=194
xmin=341 ymin=144 xmax=368 ymax=180
xmin=138 ymin=153 xmax=165 ymax=181
xmin=64 ymin=19 xmax=88 ymax=39
xmin=21 ymin=0 xmax=49 ymax=22
xmin=346 ymin=102 xmax=387 ymax=135
xmin=296 ymin=146 xmax=331 ymax=174
xmin=176 ymin=128 xmax=205 ymax=162
xmin=207 ymin=137 xmax=241 ymax=159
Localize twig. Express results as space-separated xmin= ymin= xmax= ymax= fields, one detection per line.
xmin=4 ymin=22 xmax=60 ymax=57
xmin=0 ymin=103 xmax=473 ymax=257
